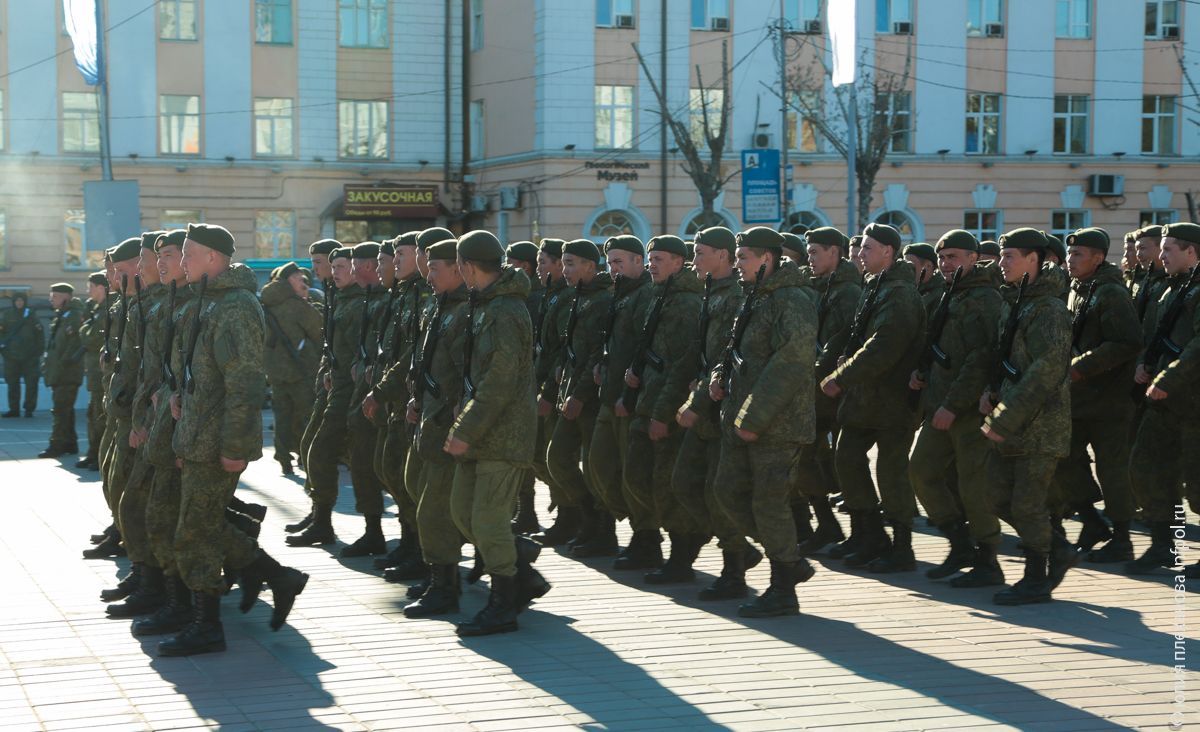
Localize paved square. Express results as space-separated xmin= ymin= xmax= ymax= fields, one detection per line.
xmin=0 ymin=410 xmax=1194 ymax=731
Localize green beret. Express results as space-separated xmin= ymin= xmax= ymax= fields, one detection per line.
xmin=278 ymin=262 xmax=301 ymax=281
xmin=780 ymin=232 xmax=806 ymax=255
xmin=1163 ymin=221 xmax=1200 ymax=246
xmin=1065 ymin=227 xmax=1110 ymax=254
xmin=564 ymin=238 xmax=601 ymax=263
xmin=604 ymin=234 xmax=645 ymax=257
xmin=1046 ymin=235 xmax=1067 ymax=263
xmin=505 ymin=241 xmax=539 ymax=264
xmin=103 ymin=248 xmax=114 ymax=262
xmin=849 ymin=235 xmax=864 ymax=248
xmin=50 ymin=282 xmax=74 ymax=294
xmin=352 ymin=242 xmax=381 ymax=259
xmin=1124 ymin=230 xmax=1138 ymax=244
xmin=379 ymin=239 xmax=395 ymax=256
xmin=417 ymin=227 xmax=455 ymax=251
xmin=539 ymin=238 xmax=566 ymax=259
xmin=862 ymin=222 xmax=901 ymax=251
xmin=141 ymin=230 xmax=166 ymax=251
xmin=330 ymin=246 xmax=353 ymax=261
xmin=394 ymin=231 xmax=419 ymax=249
xmin=426 ymin=239 xmax=458 ymax=262
xmin=155 ymin=229 xmax=187 ymax=252
xmin=735 ymin=226 xmax=785 ymax=252
xmin=457 ymin=230 xmax=505 ymax=262
xmin=804 ymin=227 xmax=847 ymax=250
xmin=998 ymin=228 xmax=1048 ymax=251
xmin=647 ymin=235 xmax=687 ymax=259
xmin=902 ymin=243 xmax=937 ymax=264
xmin=270 ymin=265 xmax=283 ymax=280
xmin=111 ymin=237 xmax=142 ymax=263
xmin=979 ymin=240 xmax=1001 ymax=256
xmin=694 ymin=226 xmax=736 ymax=253
xmin=1135 ymin=225 xmax=1163 ymax=241
xmin=298 ymin=267 xmax=314 ymax=284
xmin=935 ymin=229 xmax=979 ymax=253
xmin=88 ymin=272 xmax=108 ymax=287
xmin=308 ymin=239 xmax=341 ymax=256
xmin=186 ymin=223 xmax=236 ymax=257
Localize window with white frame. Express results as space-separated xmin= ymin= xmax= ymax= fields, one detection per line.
xmin=589 ymin=210 xmax=637 ymax=239
xmin=876 ymin=0 xmax=913 ymax=33
xmin=597 ymin=0 xmax=636 ymax=28
xmin=967 ymin=0 xmax=1003 ymax=36
xmin=162 ymin=209 xmax=202 ymax=231
xmin=683 ymin=210 xmax=735 ymax=236
xmin=1051 ymin=210 xmax=1089 ymax=241
xmin=339 ymin=0 xmax=387 ymax=48
xmin=787 ymin=90 xmax=821 ymax=153
xmin=1055 ymin=0 xmax=1089 ymax=38
xmin=470 ymin=100 xmax=484 ymax=160
xmin=783 ymin=0 xmax=820 ymax=29
xmin=255 ymin=0 xmax=292 ymax=44
xmin=691 ymin=0 xmax=730 ymax=30
xmin=689 ymin=88 xmax=725 ymax=149
xmin=1142 ymin=95 xmax=1177 ymax=154
xmin=338 ymin=100 xmax=388 ymax=159
xmin=1145 ymin=1 xmax=1180 ymax=39
xmin=254 ymin=211 xmax=296 ymax=258
xmin=62 ymin=92 xmax=100 ymax=153
xmin=595 ymin=85 xmax=634 ymax=150
xmin=159 ymin=95 xmax=200 ymax=155
xmin=786 ymin=210 xmax=826 ymax=234
xmin=875 ymin=211 xmax=916 ymax=244
xmin=1139 ymin=209 xmax=1176 ymax=227
xmin=965 ymin=93 xmax=1001 ymax=154
xmin=875 ymin=91 xmax=912 ymax=153
xmin=160 ymin=0 xmax=197 ymax=40
xmin=1053 ymin=95 xmax=1088 ymax=154
xmin=254 ymin=98 xmax=294 ymax=157
xmin=963 ymin=210 xmax=1000 ymax=243
xmin=471 ymin=0 xmax=484 ymax=50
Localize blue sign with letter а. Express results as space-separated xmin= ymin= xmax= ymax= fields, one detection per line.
xmin=741 ymin=149 xmax=781 ymax=224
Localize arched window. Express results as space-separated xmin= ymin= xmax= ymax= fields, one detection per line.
xmin=680 ymin=208 xmax=738 ymax=238
xmin=589 ymin=210 xmax=637 ymax=239
xmin=873 ymin=210 xmax=919 ymax=244
xmin=785 ymin=209 xmax=828 ymax=234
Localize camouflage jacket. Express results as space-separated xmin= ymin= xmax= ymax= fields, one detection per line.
xmin=0 ymin=304 xmax=44 ymax=361
xmin=260 ymin=278 xmax=323 ymax=385
xmin=43 ymin=298 xmax=84 ymax=387
xmin=812 ymin=259 xmax=862 ymax=425
xmin=559 ymin=272 xmax=614 ymax=406
xmin=918 ymin=269 xmax=947 ymax=318
xmin=984 ymin=264 xmax=1072 ymax=458
xmin=146 ymin=284 xmax=194 ymax=468
xmin=1068 ymin=261 xmax=1142 ymax=420
xmin=1132 ymin=264 xmax=1169 ymax=340
xmin=79 ymin=297 xmax=108 ymax=392
xmin=680 ymin=271 xmax=744 ymax=441
xmin=172 ymin=264 xmax=266 ymax=464
xmin=715 ymin=261 xmax=817 ymax=445
xmin=451 ymin=268 xmax=536 ymax=463
xmin=831 ymin=260 xmax=926 ymax=431
xmin=1142 ymin=267 xmax=1200 ymax=419
xmin=414 ymin=284 xmax=469 ymax=462
xmin=131 ymin=283 xmax=179 ymax=431
xmin=107 ymin=284 xmax=166 ymax=419
xmin=374 ymin=276 xmax=431 ymax=407
xmin=351 ymin=285 xmax=391 ymax=400
xmin=919 ymin=262 xmax=1002 ymax=419
xmin=534 ymin=276 xmax=574 ymax=403
xmin=323 ymin=282 xmax=364 ymax=417
xmin=630 ymin=270 xmax=703 ymax=429
xmin=524 ymin=274 xmax=544 ymax=324
xmin=598 ymin=271 xmax=654 ymax=408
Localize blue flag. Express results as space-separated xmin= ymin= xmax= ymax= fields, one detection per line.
xmin=63 ymin=0 xmax=101 ymax=86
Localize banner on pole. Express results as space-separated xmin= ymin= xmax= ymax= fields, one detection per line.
xmin=63 ymin=0 xmax=101 ymax=86
xmin=741 ymin=149 xmax=782 ymax=224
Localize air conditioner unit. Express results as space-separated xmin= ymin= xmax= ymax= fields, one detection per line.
xmin=499 ymin=186 xmax=521 ymax=210
xmin=615 ymin=14 xmax=634 ymax=29
xmin=469 ymin=194 xmax=490 ymax=212
xmin=711 ymin=16 xmax=729 ymax=31
xmin=984 ymin=22 xmax=1004 ymax=38
xmin=1162 ymin=24 xmax=1180 ymax=39
xmin=1087 ymin=174 xmax=1124 ymax=197
xmin=803 ymin=19 xmax=822 ymax=34
xmin=893 ymin=20 xmax=913 ymax=35
xmin=753 ymin=132 xmax=775 ymax=149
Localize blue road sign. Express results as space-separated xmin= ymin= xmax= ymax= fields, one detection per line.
xmin=741 ymin=149 xmax=781 ymax=224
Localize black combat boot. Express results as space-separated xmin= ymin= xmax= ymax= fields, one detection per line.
xmin=456 ymin=575 xmax=519 ymax=637
xmin=798 ymin=497 xmax=845 ymax=555
xmin=949 ymin=543 xmax=1005 ymax=588
xmin=645 ymin=533 xmax=705 ymax=584
xmin=107 ymin=565 xmax=166 ymax=617
xmin=1087 ymin=520 xmax=1133 ymax=563
xmin=375 ymin=520 xmax=415 ymax=569
xmin=83 ymin=531 xmax=125 ymax=559
xmin=531 ymin=505 xmax=582 ymax=547
xmin=993 ymin=552 xmax=1051 ymax=605
xmin=1072 ymin=502 xmax=1111 ymax=552
xmin=613 ymin=530 xmax=664 ymax=570
xmin=868 ymin=523 xmax=916 ymax=573
xmin=515 ymin=536 xmax=551 ymax=610
xmin=737 ymin=558 xmax=815 ymax=618
xmin=278 ymin=455 xmax=294 ymax=475
xmin=572 ymin=511 xmax=619 ymax=558
xmin=39 ymin=443 xmax=67 ymax=458
xmin=792 ymin=499 xmax=814 ymax=545
xmin=383 ymin=535 xmax=428 ymax=581
xmin=403 ymin=564 xmax=460 ymax=618
xmin=567 ymin=501 xmax=600 ymax=553
xmin=844 ymin=511 xmax=890 ymax=568
xmin=285 ymin=507 xmax=314 ymax=534
xmin=100 ymin=564 xmax=142 ymax=602
xmin=75 ymin=456 xmax=98 ymax=470
xmin=285 ymin=505 xmax=335 ymax=547
xmin=237 ymin=550 xmax=309 ymax=630
xmin=1048 ymin=530 xmax=1079 ymax=591
xmin=228 ymin=495 xmax=268 ymax=523
xmin=224 ymin=508 xmax=261 ymax=540
xmin=157 ymin=591 xmax=225 ymax=656
xmin=341 ymin=514 xmax=387 ymax=557
xmin=132 ymin=576 xmax=193 ymax=636
xmin=405 ymin=569 xmax=431 ymax=599
xmin=511 ymin=485 xmax=540 ymax=535
xmin=1126 ymin=522 xmax=1176 ymax=574
xmin=826 ymin=512 xmax=861 ymax=560
xmin=926 ymin=521 xmax=976 ymax=579
xmin=90 ymin=524 xmax=116 ymax=544
xmin=698 ymin=546 xmax=762 ymax=601
xmin=0 ymin=410 xmax=17 ymax=418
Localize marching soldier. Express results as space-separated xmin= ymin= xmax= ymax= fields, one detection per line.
xmin=40 ymin=284 xmax=85 ymax=457
xmin=261 ymin=261 xmax=322 ymax=475
xmin=780 ymin=231 xmax=808 ymax=266
xmin=1 ymin=292 xmax=44 ymax=417
xmin=78 ymin=273 xmax=110 ymax=469
xmin=1132 ymin=225 xmax=1170 ymax=336
xmin=903 ymin=242 xmax=946 ymax=314
xmin=504 ymin=240 xmax=543 ymax=534
xmin=978 ymin=240 xmax=1001 ymax=264
xmin=1121 ymin=231 xmax=1140 ymax=289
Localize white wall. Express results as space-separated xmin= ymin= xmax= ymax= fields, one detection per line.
xmin=535 ymin=0 xmax=596 ymax=152
xmin=297 ymin=0 xmax=337 ymax=160
xmin=1004 ymin=0 xmax=1055 ymax=155
xmin=1092 ymin=0 xmax=1144 ymax=155
xmin=203 ymin=4 xmax=252 ymax=160
xmin=914 ymin=1 xmax=967 ymax=154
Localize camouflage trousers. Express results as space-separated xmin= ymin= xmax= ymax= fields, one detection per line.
xmin=379 ymin=413 xmax=416 ymax=525
xmin=85 ymin=388 xmax=104 ymax=461
xmin=626 ymin=426 xmax=701 ymax=536
xmin=546 ymin=402 xmax=599 ymax=508
xmin=910 ymin=417 xmax=1002 ymax=546
xmin=347 ymin=408 xmax=386 ymax=516
xmin=835 ymin=425 xmax=918 ymax=527
xmin=451 ymin=460 xmax=522 ymax=578
xmin=145 ymin=464 xmax=182 ymax=577
xmin=1055 ymin=416 xmax=1137 ymax=522
xmin=99 ymin=412 xmax=117 ymax=508
xmin=416 ymin=457 xmax=463 ymax=566
xmin=175 ymin=461 xmax=259 ymax=594
xmin=106 ymin=418 xmax=135 ymax=521
xmin=985 ymin=449 xmax=1057 ymax=555
xmin=793 ymin=420 xmax=839 ymax=500
xmin=298 ymin=383 xmax=329 ymax=495
xmin=49 ymin=385 xmax=79 ymax=448
xmin=1130 ymin=406 xmax=1199 ymax=523
xmin=671 ymin=428 xmax=749 ymax=552
xmin=306 ymin=405 xmax=348 ymax=511
xmin=118 ymin=453 xmax=156 ymax=565
xmin=534 ymin=412 xmax=562 ymax=505
xmin=587 ymin=404 xmax=632 ymax=519
xmin=712 ymin=438 xmax=801 ymax=562
xmin=271 ymin=377 xmax=313 ymax=462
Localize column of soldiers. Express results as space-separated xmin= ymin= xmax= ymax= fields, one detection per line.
xmin=45 ymin=217 xmax=1199 ymax=653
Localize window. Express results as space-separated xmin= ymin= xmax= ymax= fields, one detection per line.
xmin=1051 ymin=209 xmax=1089 ymax=241
xmin=964 ymin=210 xmax=1000 ymax=242
xmin=1055 ymin=0 xmax=1089 ymax=38
xmin=874 ymin=211 xmax=916 ymax=244
xmin=876 ymin=0 xmax=913 ymax=33
xmin=1139 ymin=209 xmax=1176 ymax=227
xmin=335 ymin=220 xmax=369 ymax=243
xmin=786 ymin=210 xmax=826 ymax=234
xmin=63 ymin=209 xmax=97 ymax=270
xmin=595 ymin=85 xmax=634 ymax=150
xmin=691 ymin=0 xmax=730 ymax=30
xmin=339 ymin=0 xmax=387 ymax=48
xmin=783 ymin=0 xmax=820 ymax=28
xmin=689 ymin=88 xmax=725 ymax=148
xmin=162 ymin=209 xmax=202 ymax=231
xmin=683 ymin=210 xmax=734 ymax=236
xmin=62 ymin=92 xmax=100 ymax=153
xmin=160 ymin=0 xmax=197 ymax=40
xmin=787 ymin=91 xmax=821 ymax=153
xmin=470 ymin=100 xmax=484 ymax=160
xmin=875 ymin=91 xmax=912 ymax=153
xmin=338 ymin=100 xmax=388 ymax=159
xmin=597 ymin=0 xmax=635 ymax=27
xmin=589 ymin=210 xmax=637 ymax=239
xmin=0 ymin=212 xmax=8 ymax=270
xmin=1145 ymin=1 xmax=1180 ymax=38
xmin=967 ymin=0 xmax=1003 ymax=36
xmin=255 ymin=0 xmax=292 ymax=44
xmin=254 ymin=211 xmax=296 ymax=258
xmin=965 ymin=93 xmax=1001 ymax=154
xmin=1142 ymin=95 xmax=1177 ymax=155
xmin=1053 ymin=95 xmax=1088 ymax=154
xmin=254 ymin=98 xmax=294 ymax=157
xmin=159 ymin=95 xmax=200 ymax=155
xmin=470 ymin=0 xmax=484 ymax=49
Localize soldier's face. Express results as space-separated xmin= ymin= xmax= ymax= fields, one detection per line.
xmin=1122 ymin=241 xmax=1138 ymax=268
xmin=352 ymin=259 xmax=380 ymax=287
xmin=1160 ymin=238 xmax=1199 ymax=276
xmin=1066 ymin=246 xmax=1104 ymax=281
xmin=859 ymin=237 xmax=894 ymax=276
xmin=537 ymin=251 xmax=563 ymax=281
xmin=734 ymin=247 xmax=770 ymax=283
xmin=157 ymin=245 xmax=185 ymax=284
xmin=806 ymin=243 xmax=838 ymax=277
xmin=331 ymin=257 xmax=354 ymax=288
xmin=88 ymin=283 xmax=107 ymax=303
xmin=427 ymin=259 xmax=463 ymax=294
xmin=179 ymin=241 xmax=213 ymax=285
xmin=903 ymin=255 xmax=932 ymax=283
xmin=648 ymin=251 xmax=683 ymax=284
xmin=49 ymin=292 xmax=69 ymax=309
xmin=137 ymin=249 xmax=161 ymax=285
xmin=311 ymin=254 xmax=332 ymax=281
xmin=848 ymin=245 xmax=865 ymax=273
xmin=693 ymin=243 xmax=728 ymax=277
xmin=937 ymin=248 xmax=976 ymax=279
xmin=394 ymin=246 xmax=418 ymax=281
xmin=606 ymin=250 xmax=641 ymax=279
xmin=114 ymin=260 xmax=140 ymax=291
xmin=377 ymin=254 xmax=395 ymax=286
xmin=999 ymin=248 xmax=1039 ymax=284
xmin=561 ymin=254 xmax=594 ymax=286
xmin=1135 ymin=237 xmax=1161 ymax=267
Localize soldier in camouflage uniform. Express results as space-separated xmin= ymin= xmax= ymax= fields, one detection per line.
xmin=822 ymin=223 xmax=925 ymax=574
xmin=979 ymin=228 xmax=1076 ymax=605
xmin=978 ymin=240 xmax=1001 ymax=264
xmin=40 ymin=283 xmax=84 ymax=457
xmin=1132 ymin=226 xmax=1170 ymax=341
xmin=1121 ymin=231 xmax=1140 ymax=291
xmin=710 ymin=227 xmax=818 ymax=618
xmin=0 ymin=293 xmax=44 ymax=418
xmin=503 ymin=240 xmax=544 ymax=534
xmin=77 ymin=272 xmax=110 ymax=470
xmin=161 ymin=224 xmax=307 ymax=656
xmin=261 ymin=261 xmax=322 ymax=475
xmin=903 ymin=243 xmax=946 ymax=314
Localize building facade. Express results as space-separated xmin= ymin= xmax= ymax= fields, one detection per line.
xmin=0 ymin=0 xmax=1197 ymax=294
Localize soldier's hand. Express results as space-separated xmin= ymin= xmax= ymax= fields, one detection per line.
xmin=129 ymin=428 xmax=148 ymax=448
xmin=614 ymin=399 xmax=629 ymax=418
xmin=820 ymin=376 xmax=842 ymax=398
xmin=624 ymin=368 xmax=641 ymax=389
xmin=169 ymin=393 xmax=182 ymax=421
xmin=593 ymin=365 xmax=601 ymax=385
xmin=708 ymin=379 xmax=726 ymax=402
xmin=931 ymin=407 xmax=956 ymax=431
xmin=220 ymin=455 xmax=248 ymax=472
xmin=978 ymin=391 xmax=995 ymax=416
xmin=362 ymin=392 xmax=379 ymax=420
xmin=562 ymin=396 xmax=583 ymax=421
xmin=677 ymin=408 xmax=698 ymax=429
xmin=323 ymin=373 xmax=332 ymax=391
xmin=406 ymin=399 xmax=420 ymax=424
xmin=648 ymin=419 xmax=669 ymax=442
xmin=351 ymin=364 xmax=360 ymax=382
xmin=537 ymin=398 xmax=553 ymax=417
xmin=1147 ymin=385 xmax=1168 ymax=401
xmin=980 ymin=423 xmax=1005 ymax=443
xmin=908 ymin=370 xmax=926 ymax=391
xmin=1134 ymin=364 xmax=1151 ymax=384
xmin=735 ymin=428 xmax=759 ymax=443
xmin=175 ymin=458 xmax=183 ymax=469
xmin=444 ymin=436 xmax=469 ymax=456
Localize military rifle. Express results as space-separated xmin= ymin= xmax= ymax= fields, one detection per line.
xmin=1070 ymin=279 xmax=1099 ymax=356
xmin=599 ymin=274 xmax=624 ymax=365
xmin=841 ymin=270 xmax=884 ymax=361
xmin=376 ymin=281 xmax=401 ymax=365
xmin=533 ymin=274 xmax=552 ymax=358
xmin=1142 ymin=264 xmax=1199 ymax=376
xmin=909 ymin=266 xmax=963 ymax=408
xmin=986 ymin=272 xmax=1029 ymax=406
xmin=1134 ymin=265 xmax=1158 ymax=322
xmin=716 ymin=263 xmax=767 ymax=392
xmin=321 ymin=279 xmax=338 ymax=372
xmin=161 ymin=281 xmax=178 ymax=390
xmin=357 ymin=284 xmax=374 ymax=369
xmin=623 ymin=273 xmax=674 ymax=411
xmin=696 ymin=272 xmax=713 ymax=380
xmin=264 ymin=307 xmax=300 ymax=363
xmin=112 ymin=275 xmax=130 ymax=375
xmin=462 ymin=289 xmax=478 ymax=403
xmin=181 ymin=274 xmax=208 ymax=395
xmin=413 ymin=293 xmax=448 ymax=402
xmin=134 ymin=276 xmax=148 ymax=382
xmin=563 ymin=288 xmax=582 ymax=368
